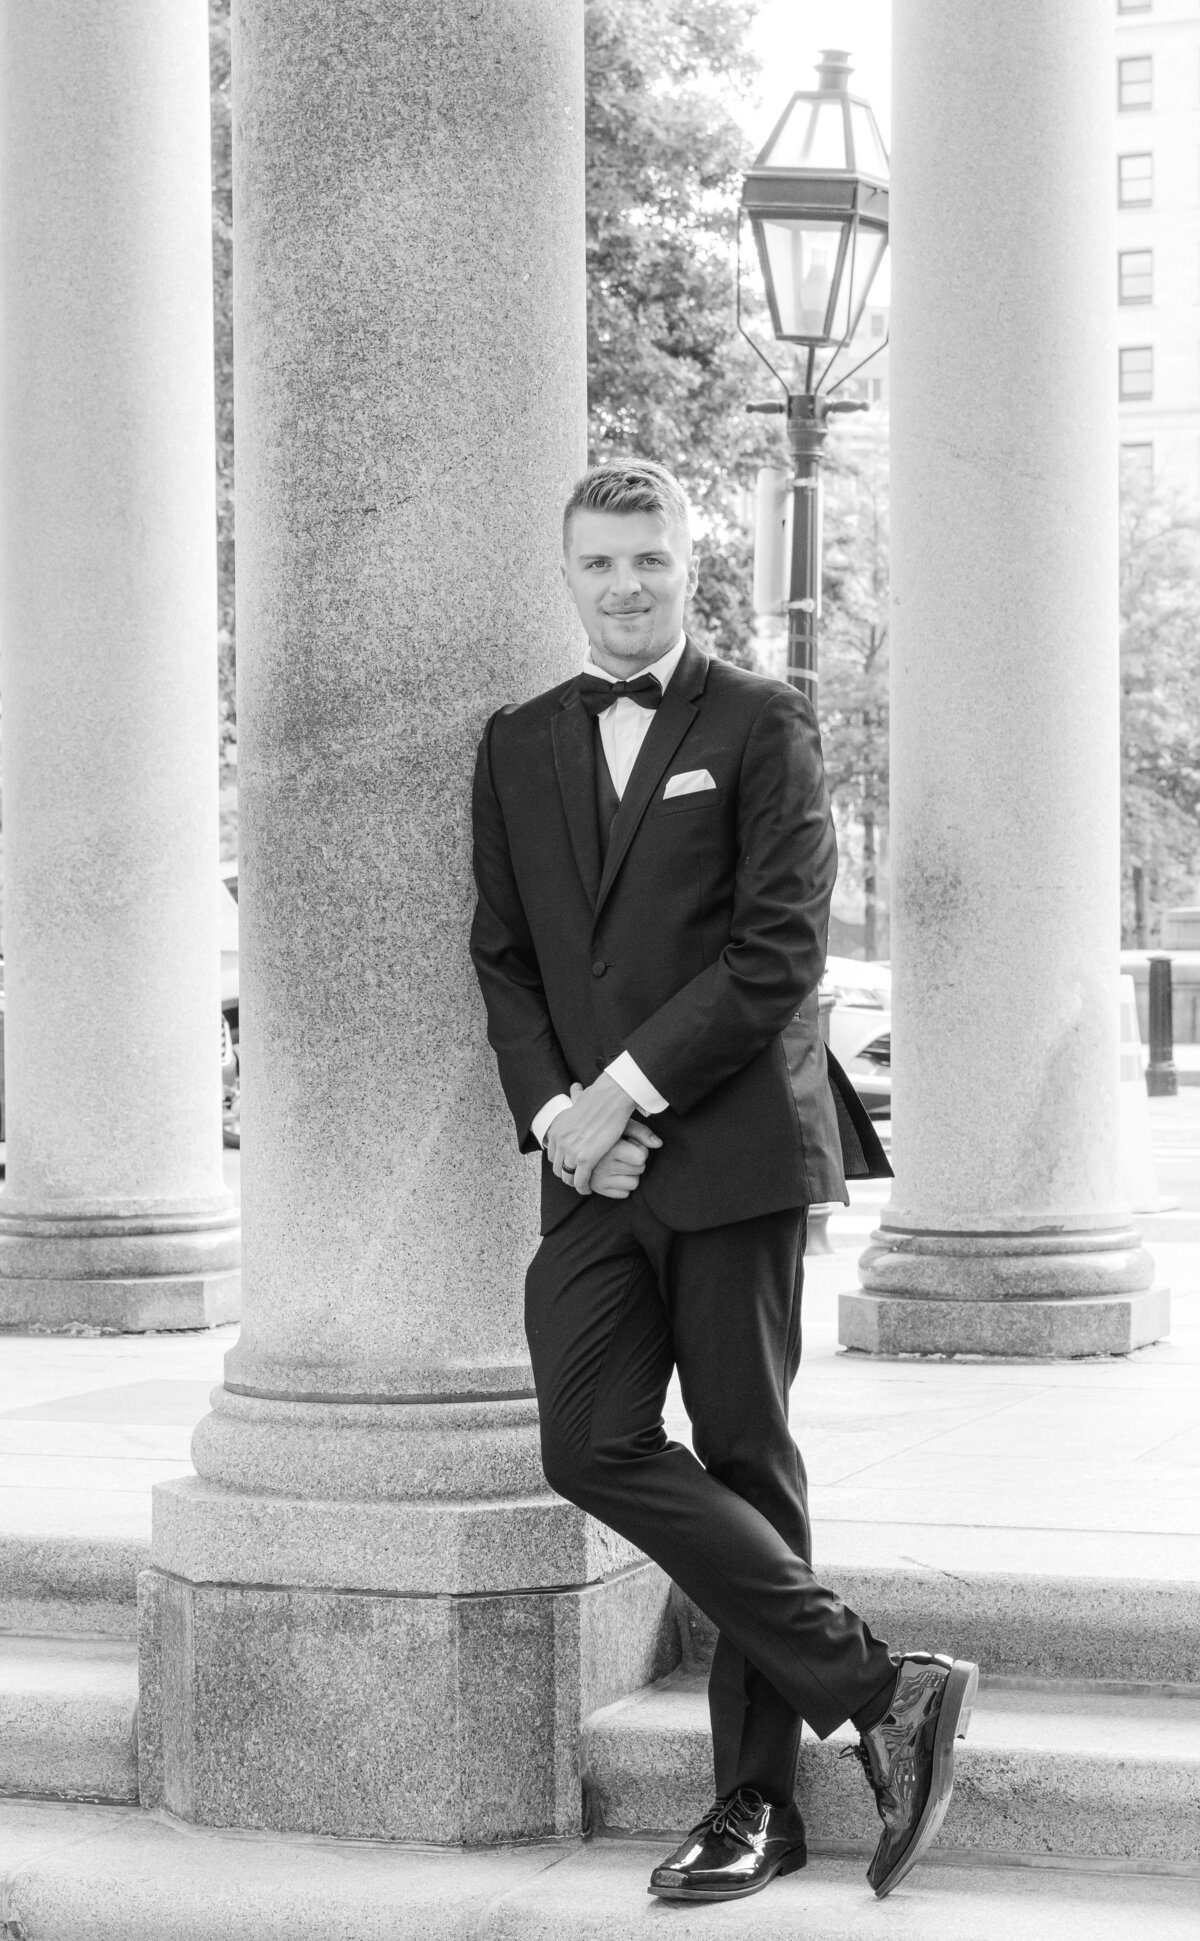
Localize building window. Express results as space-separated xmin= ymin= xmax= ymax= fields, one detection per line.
xmin=1119 ymin=346 xmax=1153 ymax=400
xmin=1121 ymin=443 xmax=1154 ymax=484
xmin=1118 ymin=0 xmax=1151 ymax=14
xmin=1118 ymin=55 xmax=1152 ymax=110
xmin=1118 ymin=152 xmax=1153 ymax=205
xmin=869 ymin=310 xmax=885 ymax=338
xmin=1119 ymin=250 xmax=1153 ymax=304
xmin=869 ymin=377 xmax=884 ymax=401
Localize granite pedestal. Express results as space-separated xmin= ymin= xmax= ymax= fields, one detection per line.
xmin=138 ymin=0 xmax=676 ymax=1843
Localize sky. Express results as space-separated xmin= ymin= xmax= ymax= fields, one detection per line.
xmin=746 ymin=0 xmax=892 ymax=144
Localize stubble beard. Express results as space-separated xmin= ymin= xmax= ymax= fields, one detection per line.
xmin=594 ymin=611 xmax=671 ymax=674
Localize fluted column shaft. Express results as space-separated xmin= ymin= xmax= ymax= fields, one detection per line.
xmin=843 ymin=0 xmax=1166 ymax=1356
xmin=0 ymin=0 xmax=238 ymax=1331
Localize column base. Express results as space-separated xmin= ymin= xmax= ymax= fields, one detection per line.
xmin=144 ymin=1375 xmax=682 ymax=1844
xmin=843 ymin=1223 xmax=1168 ymax=1357
xmin=0 ymin=1209 xmax=240 ymax=1332
xmin=152 ymin=1472 xmax=641 ymax=1596
xmin=141 ymin=1485 xmax=679 ymax=1842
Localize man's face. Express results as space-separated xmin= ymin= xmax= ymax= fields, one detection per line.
xmin=561 ymin=508 xmax=699 ymax=674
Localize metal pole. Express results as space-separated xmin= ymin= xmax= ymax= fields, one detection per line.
xmin=786 ymin=395 xmax=828 ymax=694
xmin=1132 ymin=862 xmax=1148 ymax=950
xmin=794 ymin=432 xmax=833 ymax=1262
xmin=1146 ymin=953 xmax=1178 ymax=1097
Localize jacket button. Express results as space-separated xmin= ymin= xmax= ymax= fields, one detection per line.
xmin=591 ymin=959 xmax=607 ymax=978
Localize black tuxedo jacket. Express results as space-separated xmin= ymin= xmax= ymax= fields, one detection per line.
xmin=470 ymin=638 xmax=889 ymax=1234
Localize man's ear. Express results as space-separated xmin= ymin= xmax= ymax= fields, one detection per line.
xmin=686 ymin=549 xmax=700 ymax=598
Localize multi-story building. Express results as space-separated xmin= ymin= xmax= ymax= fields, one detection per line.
xmin=1115 ymin=0 xmax=1200 ymax=496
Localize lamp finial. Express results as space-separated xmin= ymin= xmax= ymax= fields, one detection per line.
xmin=816 ymin=49 xmax=852 ymax=93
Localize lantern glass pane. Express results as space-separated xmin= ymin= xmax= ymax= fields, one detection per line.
xmin=760 ymin=217 xmax=848 ymax=340
xmin=849 ymin=101 xmax=889 ymax=179
xmin=838 ymin=225 xmax=889 ymax=339
xmin=762 ymin=95 xmax=848 ymax=171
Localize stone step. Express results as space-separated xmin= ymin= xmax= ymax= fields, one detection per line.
xmin=675 ymin=1569 xmax=1200 ymax=1685
xmin=4 ymin=1523 xmax=1197 ymax=1686
xmin=498 ymin=1842 xmax=1200 ymax=1938
xmin=2 ymin=1798 xmax=1197 ymax=1940
xmin=580 ymin=1668 xmax=1200 ymax=1867
xmin=0 ymin=1533 xmax=144 ymax=1639
xmin=0 ymin=1635 xmax=138 ymax=1803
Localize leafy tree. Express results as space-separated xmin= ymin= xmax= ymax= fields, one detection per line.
xmin=584 ymin=0 xmax=782 ymax=663
xmin=818 ymin=437 xmax=890 ymax=955
xmin=814 ymin=452 xmax=1200 ymax=957
xmin=1119 ymin=476 xmax=1200 ymax=943
xmin=208 ymin=0 xmax=773 ymax=735
xmin=211 ymin=1 xmax=234 ymax=784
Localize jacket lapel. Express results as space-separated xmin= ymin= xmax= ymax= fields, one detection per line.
xmin=552 ymin=690 xmax=602 ymax=908
xmin=593 ymin=639 xmax=710 ymax=925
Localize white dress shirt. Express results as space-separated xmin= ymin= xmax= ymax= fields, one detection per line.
xmin=530 ymin=634 xmax=684 ymax=1148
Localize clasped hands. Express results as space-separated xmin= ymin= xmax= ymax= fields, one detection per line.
xmin=545 ymin=1073 xmax=663 ymax=1198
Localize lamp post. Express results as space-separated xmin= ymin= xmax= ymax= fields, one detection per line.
xmin=740 ymin=51 xmax=890 ymax=694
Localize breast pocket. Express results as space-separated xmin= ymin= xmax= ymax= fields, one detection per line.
xmin=655 ymin=786 xmax=724 ymax=816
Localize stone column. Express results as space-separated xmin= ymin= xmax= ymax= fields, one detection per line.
xmin=141 ymin=0 xmax=677 ymax=1843
xmin=0 ymin=0 xmax=239 ymax=1331
xmin=841 ymin=0 xmax=1167 ymax=1357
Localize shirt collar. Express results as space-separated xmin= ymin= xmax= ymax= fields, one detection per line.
xmin=581 ymin=633 xmax=687 ymax=694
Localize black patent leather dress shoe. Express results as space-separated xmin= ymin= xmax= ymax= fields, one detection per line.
xmin=648 ymin=1789 xmax=807 ymax=1902
xmin=846 ymin=1651 xmax=979 ymax=1899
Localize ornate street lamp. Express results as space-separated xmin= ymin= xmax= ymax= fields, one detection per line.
xmin=739 ymin=50 xmax=890 ymax=694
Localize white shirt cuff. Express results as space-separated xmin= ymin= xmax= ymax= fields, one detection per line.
xmin=531 ymin=1094 xmax=573 ymax=1148
xmin=604 ymin=1052 xmax=668 ymax=1116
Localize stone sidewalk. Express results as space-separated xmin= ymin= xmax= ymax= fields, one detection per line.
xmin=3 ymin=1803 xmax=1197 ymax=1941
xmin=787 ymin=1092 xmax=1200 ymax=1587
xmin=1 ymin=1106 xmax=1196 ymax=1592
xmin=1 ymin=1103 xmax=1197 ymax=1938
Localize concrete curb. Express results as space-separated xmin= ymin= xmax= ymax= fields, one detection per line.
xmin=0 ymin=1535 xmax=145 ymax=1640
xmin=0 ymin=1637 xmax=138 ymax=1803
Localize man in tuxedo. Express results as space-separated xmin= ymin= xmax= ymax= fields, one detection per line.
xmin=470 ymin=460 xmax=977 ymax=1903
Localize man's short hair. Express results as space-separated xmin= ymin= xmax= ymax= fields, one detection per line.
xmin=563 ymin=460 xmax=692 ymax=549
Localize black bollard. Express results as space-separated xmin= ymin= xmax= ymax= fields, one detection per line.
xmin=1146 ymin=954 xmax=1178 ymax=1097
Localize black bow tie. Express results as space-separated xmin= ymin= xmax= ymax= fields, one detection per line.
xmin=578 ymin=673 xmax=663 ymax=718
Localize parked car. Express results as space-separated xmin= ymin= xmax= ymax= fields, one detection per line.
xmin=821 ymin=954 xmax=891 ymax=1119
xmin=0 ymin=871 xmax=242 ymax=1165
xmin=218 ymin=867 xmax=240 ymax=1146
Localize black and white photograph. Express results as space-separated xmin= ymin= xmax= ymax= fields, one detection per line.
xmin=0 ymin=2 xmax=1196 ymax=1936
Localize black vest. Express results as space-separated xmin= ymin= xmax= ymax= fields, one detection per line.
xmin=593 ymin=721 xmax=621 ymax=862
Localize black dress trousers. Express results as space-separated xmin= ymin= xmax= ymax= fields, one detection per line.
xmin=525 ymin=1188 xmax=896 ymax=1803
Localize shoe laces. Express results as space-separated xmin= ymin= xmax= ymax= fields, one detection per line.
xmin=840 ymin=1740 xmax=874 ymax=1783
xmin=697 ymin=1787 xmax=766 ymax=1847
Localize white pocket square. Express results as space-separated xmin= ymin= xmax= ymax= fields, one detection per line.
xmin=663 ymin=768 xmax=716 ymax=799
